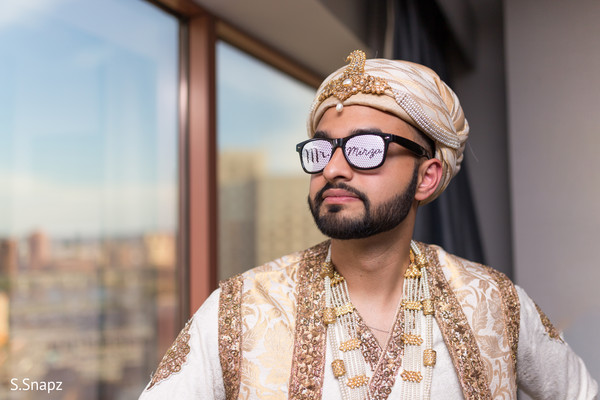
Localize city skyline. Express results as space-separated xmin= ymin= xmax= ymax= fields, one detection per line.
xmin=0 ymin=2 xmax=320 ymax=398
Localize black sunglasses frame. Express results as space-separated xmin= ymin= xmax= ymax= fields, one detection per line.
xmin=295 ymin=132 xmax=432 ymax=174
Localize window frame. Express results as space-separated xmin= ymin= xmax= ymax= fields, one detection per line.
xmin=149 ymin=0 xmax=322 ymax=321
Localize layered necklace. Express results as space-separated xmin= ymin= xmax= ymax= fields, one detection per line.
xmin=322 ymin=241 xmax=435 ymax=400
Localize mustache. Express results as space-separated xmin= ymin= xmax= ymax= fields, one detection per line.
xmin=313 ymin=182 xmax=369 ymax=206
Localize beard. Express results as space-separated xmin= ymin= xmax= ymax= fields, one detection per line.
xmin=308 ymin=167 xmax=419 ymax=240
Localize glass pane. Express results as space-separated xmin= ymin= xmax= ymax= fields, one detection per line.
xmin=0 ymin=0 xmax=179 ymax=398
xmin=217 ymin=41 xmax=326 ymax=281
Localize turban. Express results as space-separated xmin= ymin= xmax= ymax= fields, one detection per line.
xmin=308 ymin=50 xmax=469 ymax=204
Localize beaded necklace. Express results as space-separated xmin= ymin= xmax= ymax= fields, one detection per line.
xmin=322 ymin=241 xmax=435 ymax=400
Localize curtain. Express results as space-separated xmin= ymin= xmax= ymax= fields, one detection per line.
xmin=387 ymin=0 xmax=486 ymax=265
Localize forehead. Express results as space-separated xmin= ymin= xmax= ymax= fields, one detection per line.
xmin=314 ymin=105 xmax=418 ymax=140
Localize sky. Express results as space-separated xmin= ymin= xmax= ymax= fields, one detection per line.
xmin=217 ymin=42 xmax=316 ymax=175
xmin=0 ymin=0 xmax=178 ymax=237
xmin=0 ymin=0 xmax=315 ymax=238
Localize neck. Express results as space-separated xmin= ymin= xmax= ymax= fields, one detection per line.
xmin=329 ymin=211 xmax=416 ymax=308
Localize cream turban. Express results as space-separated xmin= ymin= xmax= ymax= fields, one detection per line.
xmin=308 ymin=50 xmax=469 ymax=204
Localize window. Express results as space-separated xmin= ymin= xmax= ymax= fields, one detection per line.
xmin=0 ymin=0 xmax=180 ymax=397
xmin=216 ymin=41 xmax=325 ymax=280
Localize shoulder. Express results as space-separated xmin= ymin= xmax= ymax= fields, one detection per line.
xmin=422 ymin=242 xmax=522 ymax=389
xmin=140 ymin=290 xmax=225 ymax=399
xmin=423 ymin=243 xmax=520 ymax=324
xmin=423 ymin=242 xmax=514 ymax=290
xmin=515 ymin=285 xmax=599 ymax=397
xmin=214 ymin=241 xmax=329 ymax=399
xmin=219 ymin=240 xmax=330 ymax=293
xmin=217 ymin=241 xmax=329 ymax=318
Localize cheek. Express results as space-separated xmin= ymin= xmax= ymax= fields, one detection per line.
xmin=308 ymin=175 xmax=323 ymax=199
xmin=373 ymin=162 xmax=416 ymax=198
xmin=365 ymin=181 xmax=396 ymax=203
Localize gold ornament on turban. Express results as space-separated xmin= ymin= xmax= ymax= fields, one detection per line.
xmin=308 ymin=50 xmax=469 ymax=204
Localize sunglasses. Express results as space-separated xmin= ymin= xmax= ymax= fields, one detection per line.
xmin=296 ymin=132 xmax=431 ymax=174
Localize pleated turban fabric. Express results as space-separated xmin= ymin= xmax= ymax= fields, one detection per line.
xmin=308 ymin=50 xmax=469 ymax=204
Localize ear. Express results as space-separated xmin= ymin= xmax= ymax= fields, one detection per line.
xmin=414 ymin=158 xmax=443 ymax=202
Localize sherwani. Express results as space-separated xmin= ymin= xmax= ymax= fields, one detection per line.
xmin=139 ymin=241 xmax=597 ymax=399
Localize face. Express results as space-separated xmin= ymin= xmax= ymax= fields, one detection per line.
xmin=308 ymin=105 xmax=422 ymax=239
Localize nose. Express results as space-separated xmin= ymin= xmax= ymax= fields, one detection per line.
xmin=322 ymin=147 xmax=353 ymax=182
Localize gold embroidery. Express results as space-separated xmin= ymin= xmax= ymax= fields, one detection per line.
xmin=256 ymin=321 xmax=296 ymax=390
xmin=365 ymin=304 xmax=405 ymax=399
xmin=147 ymin=318 xmax=193 ymax=389
xmin=238 ymin=256 xmax=299 ymax=398
xmin=423 ymin=244 xmax=493 ymax=400
xmin=534 ymin=302 xmax=564 ymax=343
xmin=288 ymin=242 xmax=329 ymax=399
xmin=487 ymin=266 xmax=521 ymax=372
xmin=443 ymin=250 xmax=518 ymax=399
xmin=218 ymin=275 xmax=244 ymax=400
xmin=356 ymin=322 xmax=381 ymax=370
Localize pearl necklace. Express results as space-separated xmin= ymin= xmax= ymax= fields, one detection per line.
xmin=322 ymin=241 xmax=435 ymax=400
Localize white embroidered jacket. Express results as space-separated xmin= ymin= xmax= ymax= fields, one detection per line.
xmin=139 ymin=242 xmax=598 ymax=399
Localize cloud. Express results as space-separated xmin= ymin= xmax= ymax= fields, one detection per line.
xmin=0 ymin=0 xmax=69 ymax=31
xmin=0 ymin=170 xmax=177 ymax=237
xmin=217 ymin=41 xmax=315 ymax=111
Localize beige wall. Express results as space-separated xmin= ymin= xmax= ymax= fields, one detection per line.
xmin=505 ymin=0 xmax=600 ymax=381
xmin=452 ymin=0 xmax=512 ymax=275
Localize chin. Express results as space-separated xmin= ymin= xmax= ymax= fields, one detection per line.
xmin=324 ymin=204 xmax=343 ymax=213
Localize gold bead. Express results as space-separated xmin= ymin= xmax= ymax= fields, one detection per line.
xmin=422 ymin=299 xmax=434 ymax=315
xmin=339 ymin=338 xmax=361 ymax=352
xmin=330 ymin=271 xmax=345 ymax=285
xmin=404 ymin=265 xmax=422 ymax=279
xmin=323 ymin=307 xmax=336 ymax=325
xmin=401 ymin=370 xmax=423 ymax=382
xmin=332 ymin=359 xmax=346 ymax=378
xmin=402 ymin=300 xmax=423 ymax=311
xmin=401 ymin=333 xmax=423 ymax=346
xmin=423 ymin=349 xmax=437 ymax=367
xmin=320 ymin=262 xmax=334 ymax=278
xmin=335 ymin=303 xmax=355 ymax=317
xmin=346 ymin=374 xmax=368 ymax=388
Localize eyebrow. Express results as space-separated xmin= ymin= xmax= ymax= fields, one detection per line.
xmin=313 ymin=128 xmax=384 ymax=139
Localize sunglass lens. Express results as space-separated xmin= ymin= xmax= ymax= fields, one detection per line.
xmin=301 ymin=140 xmax=332 ymax=173
xmin=345 ymin=135 xmax=385 ymax=169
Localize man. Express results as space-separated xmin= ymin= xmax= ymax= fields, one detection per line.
xmin=139 ymin=51 xmax=597 ymax=399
